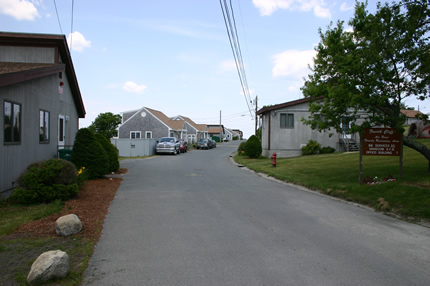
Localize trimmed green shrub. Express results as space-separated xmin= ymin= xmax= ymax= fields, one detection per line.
xmin=320 ymin=146 xmax=336 ymax=154
xmin=11 ymin=159 xmax=78 ymax=204
xmin=72 ymin=128 xmax=108 ymax=179
xmin=237 ymin=141 xmax=246 ymax=155
xmin=95 ymin=133 xmax=119 ymax=172
xmin=301 ymin=140 xmax=321 ymax=155
xmin=244 ymin=135 xmax=262 ymax=158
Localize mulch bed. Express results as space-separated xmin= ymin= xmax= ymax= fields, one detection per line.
xmin=9 ymin=169 xmax=127 ymax=241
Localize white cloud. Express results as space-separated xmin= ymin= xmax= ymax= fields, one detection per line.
xmin=344 ymin=26 xmax=353 ymax=33
xmin=340 ymin=2 xmax=354 ymax=12
xmin=314 ymin=5 xmax=331 ymax=18
xmin=0 ymin=0 xmax=40 ymax=20
xmin=288 ymin=85 xmax=298 ymax=92
xmin=252 ymin=0 xmax=331 ymax=18
xmin=123 ymin=81 xmax=147 ymax=94
xmin=67 ymin=31 xmax=91 ymax=52
xmin=272 ymin=49 xmax=316 ymax=78
xmin=218 ymin=60 xmax=237 ymax=72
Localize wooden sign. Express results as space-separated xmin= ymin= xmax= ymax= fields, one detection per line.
xmin=359 ymin=127 xmax=403 ymax=184
xmin=362 ymin=128 xmax=402 ymax=156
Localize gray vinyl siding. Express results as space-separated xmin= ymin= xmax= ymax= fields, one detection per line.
xmin=118 ymin=110 xmax=169 ymax=139
xmin=261 ymin=101 xmax=341 ymax=158
xmin=0 ymin=74 xmax=79 ymax=196
xmin=0 ymin=46 xmax=57 ymax=63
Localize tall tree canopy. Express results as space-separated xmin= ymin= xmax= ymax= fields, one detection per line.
xmin=301 ymin=0 xmax=430 ymax=169
xmin=88 ymin=112 xmax=122 ymax=140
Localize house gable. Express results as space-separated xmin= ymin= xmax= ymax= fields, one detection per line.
xmin=0 ymin=32 xmax=85 ymax=118
xmin=118 ymin=107 xmax=170 ymax=139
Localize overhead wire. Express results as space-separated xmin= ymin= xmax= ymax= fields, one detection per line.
xmin=228 ymin=0 xmax=252 ymax=105
xmin=53 ymin=0 xmax=63 ymax=34
xmin=70 ymin=0 xmax=74 ymax=52
xmin=219 ymin=0 xmax=254 ymax=118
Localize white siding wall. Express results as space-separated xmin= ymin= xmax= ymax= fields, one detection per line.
xmin=261 ymin=102 xmax=341 ymax=158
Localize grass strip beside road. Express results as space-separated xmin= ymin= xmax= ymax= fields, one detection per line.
xmin=234 ymin=139 xmax=430 ymax=221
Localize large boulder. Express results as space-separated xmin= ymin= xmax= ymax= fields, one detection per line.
xmin=27 ymin=250 xmax=69 ymax=285
xmin=55 ymin=214 xmax=82 ymax=236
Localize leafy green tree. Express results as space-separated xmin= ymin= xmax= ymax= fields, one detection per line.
xmin=301 ymin=0 xmax=430 ymax=170
xmin=88 ymin=112 xmax=122 ymax=140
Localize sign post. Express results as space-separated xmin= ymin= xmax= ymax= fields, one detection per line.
xmin=359 ymin=128 xmax=403 ymax=184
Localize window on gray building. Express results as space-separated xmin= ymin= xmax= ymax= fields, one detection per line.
xmin=3 ymin=100 xmax=21 ymax=144
xmin=280 ymin=113 xmax=294 ymax=128
xmin=39 ymin=110 xmax=50 ymax=143
xmin=130 ymin=131 xmax=141 ymax=139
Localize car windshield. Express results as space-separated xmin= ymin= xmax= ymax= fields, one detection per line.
xmin=198 ymin=139 xmax=208 ymax=142
xmin=160 ymin=137 xmax=175 ymax=143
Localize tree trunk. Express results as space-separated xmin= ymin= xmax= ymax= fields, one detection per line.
xmin=402 ymin=135 xmax=430 ymax=172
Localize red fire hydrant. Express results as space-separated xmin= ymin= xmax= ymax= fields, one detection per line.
xmin=271 ymin=152 xmax=277 ymax=167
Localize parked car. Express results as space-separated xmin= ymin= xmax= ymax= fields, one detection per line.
xmin=196 ymin=138 xmax=213 ymax=149
xmin=179 ymin=139 xmax=188 ymax=153
xmin=211 ymin=139 xmax=217 ymax=148
xmin=156 ymin=137 xmax=180 ymax=155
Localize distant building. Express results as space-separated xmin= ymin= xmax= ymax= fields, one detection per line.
xmin=401 ymin=109 xmax=424 ymax=125
xmin=118 ymin=107 xmax=187 ymax=140
xmin=257 ymin=98 xmax=356 ymax=158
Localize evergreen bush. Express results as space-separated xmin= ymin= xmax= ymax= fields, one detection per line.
xmin=244 ymin=135 xmax=262 ymax=158
xmin=301 ymin=140 xmax=321 ymax=155
xmin=237 ymin=141 xmax=246 ymax=155
xmin=11 ymin=159 xmax=78 ymax=204
xmin=320 ymin=146 xmax=336 ymax=154
xmin=95 ymin=133 xmax=119 ymax=172
xmin=72 ymin=128 xmax=108 ymax=179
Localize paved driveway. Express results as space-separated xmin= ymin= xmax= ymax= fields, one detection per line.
xmin=83 ymin=141 xmax=430 ymax=285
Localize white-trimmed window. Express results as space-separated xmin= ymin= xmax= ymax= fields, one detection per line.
xmin=39 ymin=110 xmax=50 ymax=143
xmin=130 ymin=131 xmax=141 ymax=139
xmin=145 ymin=131 xmax=152 ymax=138
xmin=280 ymin=113 xmax=294 ymax=128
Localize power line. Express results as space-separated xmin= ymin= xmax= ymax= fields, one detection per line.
xmin=70 ymin=0 xmax=75 ymax=51
xmin=219 ymin=0 xmax=254 ymax=118
xmin=53 ymin=0 xmax=63 ymax=34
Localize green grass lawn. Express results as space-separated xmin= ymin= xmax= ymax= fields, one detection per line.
xmin=234 ymin=139 xmax=430 ymax=221
xmin=0 ymin=200 xmax=64 ymax=236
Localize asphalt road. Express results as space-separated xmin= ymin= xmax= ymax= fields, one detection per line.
xmin=83 ymin=141 xmax=430 ymax=285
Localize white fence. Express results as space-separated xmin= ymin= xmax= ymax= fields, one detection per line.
xmin=111 ymin=138 xmax=158 ymax=157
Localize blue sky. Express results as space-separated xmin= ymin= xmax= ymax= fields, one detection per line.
xmin=2 ymin=0 xmax=428 ymax=138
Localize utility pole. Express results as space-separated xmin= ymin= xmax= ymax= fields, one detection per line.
xmin=254 ymin=95 xmax=258 ymax=136
xmin=219 ymin=110 xmax=222 ymax=142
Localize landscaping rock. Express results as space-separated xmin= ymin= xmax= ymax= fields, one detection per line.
xmin=27 ymin=250 xmax=69 ymax=285
xmin=55 ymin=214 xmax=82 ymax=236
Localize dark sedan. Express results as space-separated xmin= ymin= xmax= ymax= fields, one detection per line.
xmin=196 ymin=138 xmax=213 ymax=149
